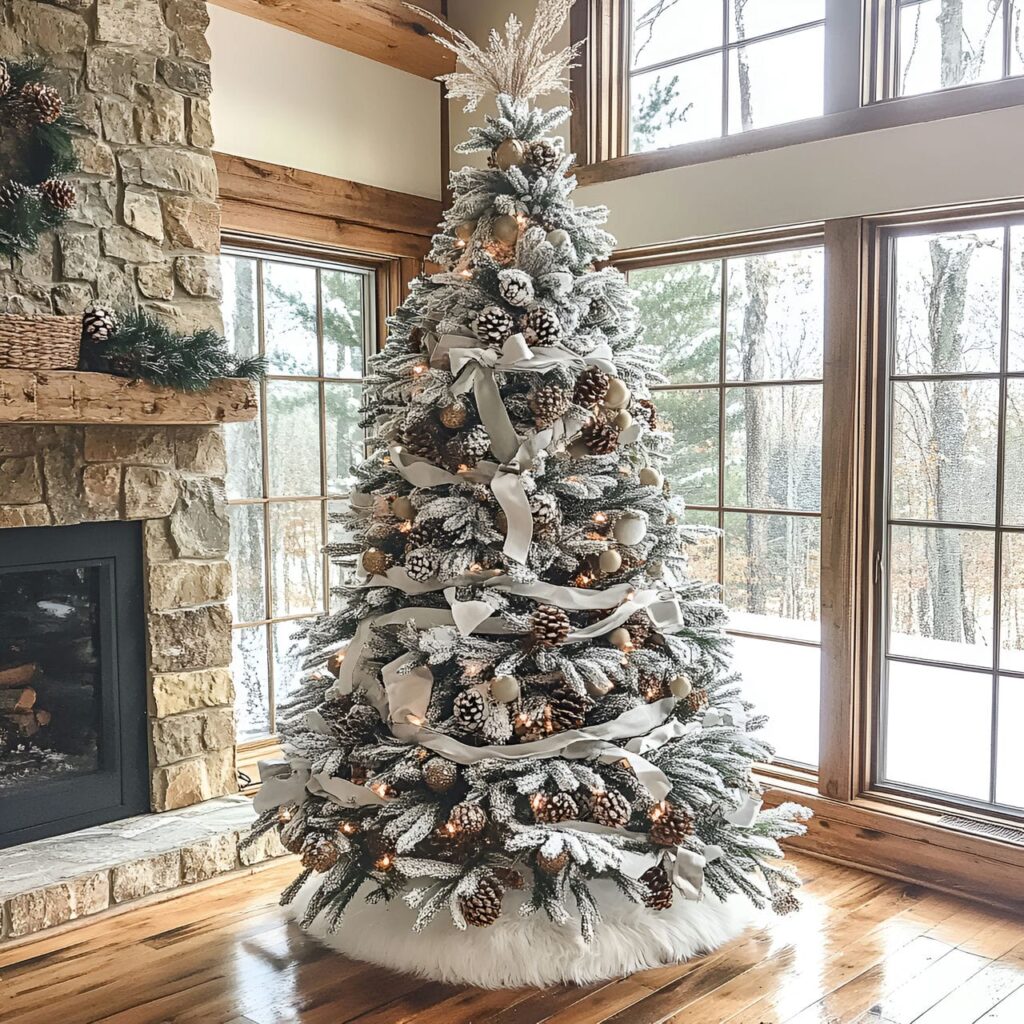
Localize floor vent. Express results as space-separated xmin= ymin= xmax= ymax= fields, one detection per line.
xmin=936 ymin=813 xmax=1024 ymax=845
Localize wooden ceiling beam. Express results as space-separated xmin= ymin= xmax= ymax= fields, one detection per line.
xmin=209 ymin=0 xmax=455 ymax=80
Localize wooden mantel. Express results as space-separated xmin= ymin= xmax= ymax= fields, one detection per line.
xmin=0 ymin=370 xmax=258 ymax=426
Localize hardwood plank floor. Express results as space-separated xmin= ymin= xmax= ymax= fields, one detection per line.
xmin=2 ymin=853 xmax=1023 ymax=1024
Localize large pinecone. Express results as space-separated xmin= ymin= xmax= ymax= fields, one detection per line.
xmin=533 ymin=791 xmax=579 ymax=823
xmin=82 ymin=304 xmax=117 ymax=344
xmin=589 ymin=788 xmax=632 ymax=828
xmin=649 ymin=804 xmax=695 ymax=847
xmin=574 ymin=367 xmax=610 ymax=406
xmin=635 ymin=399 xmax=658 ymax=429
xmin=473 ymin=304 xmax=515 ymax=343
xmin=301 ymin=834 xmax=340 ymax=872
xmin=523 ymin=305 xmax=562 ymax=345
xmin=625 ymin=612 xmax=653 ymax=647
xmin=529 ymin=385 xmax=571 ymax=427
xmin=529 ymin=492 xmax=561 ymax=538
xmin=545 ymin=686 xmax=588 ymax=733
xmin=0 ymin=181 xmax=29 ymax=209
xmin=402 ymin=418 xmax=437 ymax=459
xmin=460 ymin=878 xmax=503 ymax=927
xmin=527 ymin=138 xmax=562 ymax=171
xmin=404 ymin=547 xmax=439 ymax=582
xmin=0 ymin=60 xmax=10 ymax=99
xmin=407 ymin=517 xmax=442 ymax=549
xmin=530 ymin=605 xmax=570 ymax=648
xmin=641 ymin=863 xmax=673 ymax=910
xmin=449 ymin=801 xmax=488 ymax=834
xmin=582 ymin=420 xmax=619 ymax=454
xmin=20 ymin=81 xmax=63 ymax=124
xmin=453 ymin=688 xmax=486 ymax=730
xmin=38 ymin=178 xmax=75 ymax=211
xmin=459 ymin=424 xmax=491 ymax=463
xmin=772 ymin=890 xmax=801 ymax=915
xmin=683 ymin=688 xmax=710 ymax=716
xmin=336 ymin=704 xmax=380 ymax=747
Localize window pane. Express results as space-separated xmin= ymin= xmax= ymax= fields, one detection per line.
xmin=1001 ymin=532 xmax=1024 ymax=673
xmin=897 ymin=0 xmax=1004 ymax=97
xmin=682 ymin=508 xmax=719 ymax=584
xmin=996 ymin=677 xmax=1024 ymax=808
xmin=220 ymin=255 xmax=258 ymax=360
xmin=269 ymin=501 xmax=323 ymax=617
xmin=724 ymin=383 xmax=822 ymax=511
xmin=232 ymin=625 xmax=270 ymax=741
xmin=630 ymin=261 xmax=722 ymax=384
xmin=893 ymin=230 xmax=1003 ymax=376
xmin=727 ymin=26 xmax=824 ymax=134
xmin=725 ymin=248 xmax=824 ymax=381
xmin=273 ymin=618 xmax=314 ymax=710
xmin=658 ymin=388 xmax=719 ymax=506
xmin=324 ymin=383 xmax=364 ymax=494
xmin=224 ymin=416 xmax=262 ymax=500
xmin=889 ymin=379 xmax=999 ymax=524
xmin=322 ymin=269 xmax=365 ymax=379
xmin=728 ymin=0 xmax=824 ymax=40
xmin=731 ymin=634 xmax=819 ymax=766
xmin=883 ymin=660 xmax=992 ymax=801
xmin=266 ymin=380 xmax=322 ymax=497
xmin=1010 ymin=226 xmax=1024 ymax=370
xmin=228 ymin=504 xmax=266 ymax=624
xmin=889 ymin=525 xmax=995 ymax=667
xmin=631 ymin=0 xmax=723 ymax=69
xmin=1013 ymin=2 xmax=1024 ymax=77
xmin=631 ymin=53 xmax=723 ymax=152
xmin=1005 ymin=381 xmax=1024 ymax=525
xmin=263 ymin=261 xmax=318 ymax=376
xmin=724 ymin=512 xmax=820 ymax=641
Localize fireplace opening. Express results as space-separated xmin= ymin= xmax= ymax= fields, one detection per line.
xmin=0 ymin=522 xmax=148 ymax=848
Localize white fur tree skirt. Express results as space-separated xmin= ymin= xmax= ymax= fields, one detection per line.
xmin=288 ymin=879 xmax=757 ymax=988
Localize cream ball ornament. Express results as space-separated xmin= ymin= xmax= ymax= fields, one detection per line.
xmin=391 ymin=496 xmax=416 ymax=520
xmin=638 ymin=466 xmax=664 ymax=488
xmin=490 ymin=675 xmax=520 ymax=703
xmin=613 ymin=410 xmax=633 ymax=430
xmin=495 ymin=138 xmax=526 ymax=170
xmin=585 ymin=677 xmax=614 ymax=697
xmin=603 ymin=378 xmax=631 ymax=410
xmin=492 ymin=214 xmax=520 ymax=244
xmin=613 ymin=513 xmax=647 ymax=546
xmin=546 ymin=228 xmax=570 ymax=247
xmin=609 ymin=627 xmax=633 ymax=651
xmin=598 ymin=548 xmax=622 ymax=574
xmin=669 ymin=674 xmax=693 ymax=699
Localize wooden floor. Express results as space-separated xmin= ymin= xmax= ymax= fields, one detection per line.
xmin=3 ymin=854 xmax=1024 ymax=1024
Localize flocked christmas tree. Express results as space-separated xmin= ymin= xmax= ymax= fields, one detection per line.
xmin=246 ymin=0 xmax=810 ymax=946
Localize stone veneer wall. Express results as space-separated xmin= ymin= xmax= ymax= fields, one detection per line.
xmin=0 ymin=0 xmax=222 ymax=333
xmin=0 ymin=423 xmax=237 ymax=810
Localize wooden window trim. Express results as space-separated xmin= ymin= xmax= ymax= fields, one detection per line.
xmin=570 ymin=0 xmax=1024 ymax=187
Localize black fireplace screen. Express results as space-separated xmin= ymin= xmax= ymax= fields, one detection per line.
xmin=0 ymin=522 xmax=148 ymax=847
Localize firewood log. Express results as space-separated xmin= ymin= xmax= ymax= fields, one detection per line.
xmin=0 ymin=687 xmax=36 ymax=712
xmin=0 ymin=662 xmax=40 ymax=688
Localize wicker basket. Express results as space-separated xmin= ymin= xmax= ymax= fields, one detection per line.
xmin=0 ymin=313 xmax=82 ymax=370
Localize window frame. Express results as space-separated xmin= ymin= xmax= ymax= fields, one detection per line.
xmin=571 ymin=0 xmax=1024 ymax=186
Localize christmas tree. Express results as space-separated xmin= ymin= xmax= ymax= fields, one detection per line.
xmin=245 ymin=0 xmax=810 ymax=986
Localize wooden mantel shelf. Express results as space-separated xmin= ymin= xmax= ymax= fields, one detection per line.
xmin=0 ymin=370 xmax=258 ymax=425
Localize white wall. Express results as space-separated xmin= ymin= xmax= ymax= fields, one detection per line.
xmin=207 ymin=5 xmax=442 ymax=199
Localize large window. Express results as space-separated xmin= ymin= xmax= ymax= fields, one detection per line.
xmin=875 ymin=217 xmax=1024 ymax=814
xmin=220 ymin=244 xmax=375 ymax=744
xmin=627 ymin=242 xmax=825 ymax=767
xmin=629 ymin=0 xmax=825 ymax=153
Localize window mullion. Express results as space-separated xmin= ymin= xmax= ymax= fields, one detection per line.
xmin=824 ymin=0 xmax=866 ymax=113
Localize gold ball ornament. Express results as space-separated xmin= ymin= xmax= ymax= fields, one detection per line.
xmin=669 ymin=674 xmax=693 ymax=699
xmin=598 ymin=549 xmax=623 ymax=574
xmin=492 ymin=214 xmax=520 ymax=244
xmin=455 ymin=220 xmax=477 ymax=242
xmin=494 ymin=138 xmax=527 ymax=170
xmin=639 ymin=467 xmax=664 ymax=488
xmin=613 ymin=410 xmax=633 ymax=430
xmin=604 ymin=378 xmax=631 ymax=410
xmin=609 ymin=627 xmax=633 ymax=651
xmin=362 ymin=547 xmax=392 ymax=575
xmin=490 ymin=674 xmax=521 ymax=703
xmin=535 ymin=849 xmax=569 ymax=875
xmin=391 ymin=496 xmax=415 ymax=520
xmin=613 ymin=514 xmax=647 ymax=546
xmin=439 ymin=403 xmax=468 ymax=429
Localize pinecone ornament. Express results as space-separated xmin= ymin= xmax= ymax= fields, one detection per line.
xmin=530 ymin=605 xmax=570 ymax=648
xmin=649 ymin=803 xmax=694 ymax=847
xmin=635 ymin=399 xmax=658 ymax=429
xmin=529 ymin=492 xmax=561 ymax=538
xmin=0 ymin=60 xmax=10 ymax=98
xmin=522 ymin=305 xmax=562 ymax=345
xmin=21 ymin=81 xmax=63 ymax=124
xmin=535 ymin=848 xmax=569 ymax=875
xmin=527 ymin=139 xmax=562 ymax=171
xmin=423 ymin=757 xmax=457 ymax=793
xmin=545 ymin=686 xmax=588 ymax=733
xmin=589 ymin=789 xmax=632 ymax=828
xmin=625 ymin=612 xmax=653 ymax=647
xmin=473 ymin=305 xmax=515 ymax=343
xmin=528 ymin=385 xmax=571 ymax=427
xmin=641 ymin=863 xmax=674 ymax=910
xmin=582 ymin=420 xmax=619 ymax=455
xmin=514 ymin=714 xmax=546 ymax=742
xmin=498 ymin=269 xmax=534 ymax=307
xmin=460 ymin=878 xmax=503 ymax=927
xmin=38 ymin=178 xmax=75 ymax=211
xmin=0 ymin=181 xmax=29 ymax=209
xmin=574 ymin=367 xmax=610 ymax=406
xmin=82 ymin=304 xmax=117 ymax=344
xmin=407 ymin=517 xmax=442 ymax=549
xmin=459 ymin=424 xmax=491 ymax=464
xmin=449 ymin=801 xmax=488 ymax=834
xmin=301 ymin=834 xmax=340 ymax=872
xmin=336 ymin=703 xmax=380 ymax=747
xmin=683 ymin=688 xmax=710 ymax=716
xmin=772 ymin=890 xmax=801 ymax=916
xmin=453 ymin=688 xmax=486 ymax=730
xmin=402 ymin=418 xmax=437 ymax=459
xmin=404 ymin=547 xmax=439 ymax=582
xmin=532 ymin=791 xmax=579 ymax=823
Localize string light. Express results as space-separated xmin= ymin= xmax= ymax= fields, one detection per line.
xmin=374 ymin=853 xmax=393 ymax=871
xmin=592 ymin=512 xmax=608 ymax=524
xmin=406 ymin=714 xmax=424 ymax=727
xmin=459 ymin=268 xmax=473 ymax=279
xmin=338 ymin=821 xmax=359 ymax=836
xmin=649 ymin=801 xmax=670 ymax=822
xmin=277 ymin=807 xmax=292 ymax=825
xmin=529 ymin=793 xmax=547 ymax=814
xmin=457 ymin=463 xmax=470 ymax=473
xmin=412 ymin=363 xmax=427 ymax=376
xmin=397 ymin=521 xmax=412 ymax=534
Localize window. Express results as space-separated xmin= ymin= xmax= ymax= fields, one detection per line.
xmin=220 ymin=244 xmax=375 ymax=744
xmin=629 ymin=0 xmax=825 ymax=153
xmin=627 ymin=241 xmax=825 ymax=767
xmin=878 ymin=0 xmax=1021 ymax=99
xmin=874 ymin=216 xmax=1024 ymax=814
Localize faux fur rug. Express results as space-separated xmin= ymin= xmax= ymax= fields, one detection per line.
xmin=288 ymin=879 xmax=757 ymax=988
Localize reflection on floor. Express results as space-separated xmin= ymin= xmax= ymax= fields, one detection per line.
xmin=2 ymin=852 xmax=1024 ymax=1023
